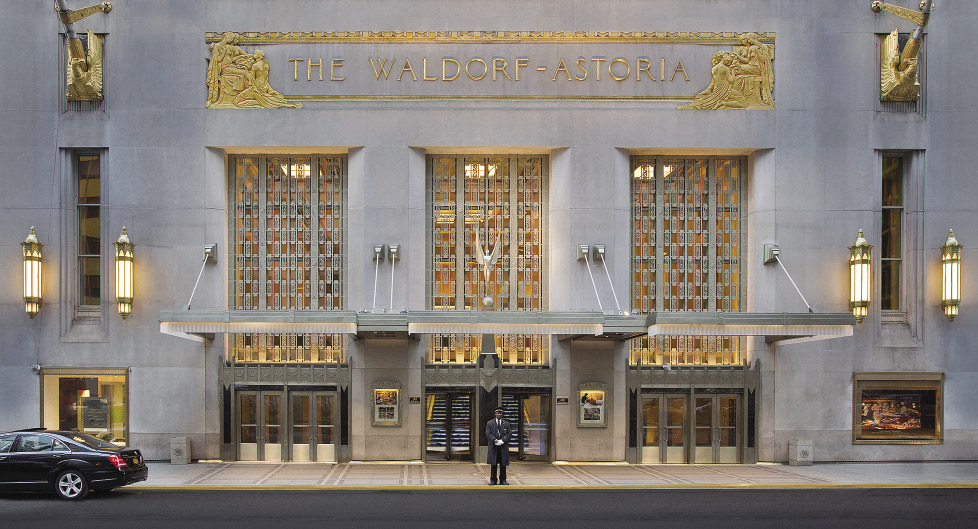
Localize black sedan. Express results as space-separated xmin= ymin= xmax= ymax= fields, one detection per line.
xmin=0 ymin=429 xmax=147 ymax=500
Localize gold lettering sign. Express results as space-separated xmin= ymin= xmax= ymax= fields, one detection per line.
xmin=204 ymin=31 xmax=775 ymax=108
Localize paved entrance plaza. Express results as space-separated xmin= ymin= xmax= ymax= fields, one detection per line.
xmin=135 ymin=461 xmax=978 ymax=489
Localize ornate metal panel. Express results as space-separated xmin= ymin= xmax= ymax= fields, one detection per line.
xmin=426 ymin=154 xmax=548 ymax=365
xmin=499 ymin=365 xmax=555 ymax=387
xmin=222 ymin=363 xmax=350 ymax=386
xmin=714 ymin=158 xmax=742 ymax=313
xmin=631 ymin=364 xmax=748 ymax=389
xmin=429 ymin=155 xmax=458 ymax=311
xmin=228 ymin=154 xmax=346 ymax=363
xmin=631 ymin=161 xmax=656 ymax=314
xmin=630 ymin=156 xmax=745 ymax=366
xmin=423 ymin=365 xmax=479 ymax=386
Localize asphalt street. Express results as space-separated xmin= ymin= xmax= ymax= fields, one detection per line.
xmin=2 ymin=488 xmax=977 ymax=529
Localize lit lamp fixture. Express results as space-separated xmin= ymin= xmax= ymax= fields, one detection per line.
xmin=21 ymin=226 xmax=43 ymax=319
xmin=941 ymin=229 xmax=962 ymax=322
xmin=849 ymin=229 xmax=872 ymax=323
xmin=114 ymin=227 xmax=134 ymax=319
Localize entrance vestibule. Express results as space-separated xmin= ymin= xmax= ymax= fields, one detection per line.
xmin=236 ymin=389 xmax=336 ymax=462
xmin=641 ymin=391 xmax=740 ymax=464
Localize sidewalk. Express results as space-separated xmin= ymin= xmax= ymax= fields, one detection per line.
xmin=131 ymin=461 xmax=978 ymax=490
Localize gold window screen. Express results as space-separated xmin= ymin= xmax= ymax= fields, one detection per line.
xmin=630 ymin=156 xmax=744 ymax=366
xmin=427 ymin=155 xmax=547 ymax=364
xmin=229 ymin=155 xmax=346 ymax=363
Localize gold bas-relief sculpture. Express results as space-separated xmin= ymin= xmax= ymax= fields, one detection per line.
xmin=873 ymin=1 xmax=934 ymax=102
xmin=206 ymin=32 xmax=302 ymax=109
xmin=679 ymin=32 xmax=774 ymax=110
xmin=56 ymin=1 xmax=111 ymax=101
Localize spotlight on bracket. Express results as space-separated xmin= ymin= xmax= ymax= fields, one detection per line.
xmin=577 ymin=244 xmax=590 ymax=261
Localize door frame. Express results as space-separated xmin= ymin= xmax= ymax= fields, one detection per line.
xmin=501 ymin=390 xmax=553 ymax=462
xmin=641 ymin=393 xmax=689 ymax=464
xmin=235 ymin=389 xmax=285 ymax=462
xmin=424 ymin=389 xmax=475 ymax=461
xmin=234 ymin=384 xmax=338 ymax=462
xmin=692 ymin=393 xmax=742 ymax=464
xmin=640 ymin=389 xmax=743 ymax=464
xmin=288 ymin=390 xmax=337 ymax=462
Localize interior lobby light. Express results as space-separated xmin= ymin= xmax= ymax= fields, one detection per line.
xmin=21 ymin=226 xmax=43 ymax=319
xmin=849 ymin=229 xmax=872 ymax=323
xmin=941 ymin=229 xmax=962 ymax=322
xmin=114 ymin=227 xmax=134 ymax=319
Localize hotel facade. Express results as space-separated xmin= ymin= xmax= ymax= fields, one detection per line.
xmin=2 ymin=0 xmax=976 ymax=464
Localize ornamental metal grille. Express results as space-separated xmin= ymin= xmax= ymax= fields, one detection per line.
xmin=228 ymin=155 xmax=346 ymax=363
xmin=630 ymin=156 xmax=745 ymax=366
xmin=427 ymin=155 xmax=547 ymax=364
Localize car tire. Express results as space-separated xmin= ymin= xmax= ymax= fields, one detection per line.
xmin=54 ymin=469 xmax=89 ymax=500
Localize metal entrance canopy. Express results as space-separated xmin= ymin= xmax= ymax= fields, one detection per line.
xmin=160 ymin=310 xmax=855 ymax=344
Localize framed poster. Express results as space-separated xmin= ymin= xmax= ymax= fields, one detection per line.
xmin=371 ymin=381 xmax=401 ymax=426
xmin=577 ymin=382 xmax=608 ymax=427
xmin=853 ymin=373 xmax=943 ymax=444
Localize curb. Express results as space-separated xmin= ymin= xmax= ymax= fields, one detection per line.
xmin=125 ymin=482 xmax=978 ymax=491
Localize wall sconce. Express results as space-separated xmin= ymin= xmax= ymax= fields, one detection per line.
xmin=941 ymin=229 xmax=962 ymax=322
xmin=849 ymin=229 xmax=872 ymax=323
xmin=114 ymin=227 xmax=134 ymax=319
xmin=21 ymin=226 xmax=43 ymax=319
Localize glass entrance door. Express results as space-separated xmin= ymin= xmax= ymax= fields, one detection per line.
xmin=425 ymin=392 xmax=473 ymax=460
xmin=237 ymin=391 xmax=283 ymax=461
xmin=641 ymin=394 xmax=687 ymax=464
xmin=501 ymin=393 xmax=551 ymax=461
xmin=693 ymin=394 xmax=740 ymax=464
xmin=290 ymin=392 xmax=335 ymax=462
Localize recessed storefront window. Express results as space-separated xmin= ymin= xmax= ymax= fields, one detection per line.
xmin=629 ymin=156 xmax=746 ymax=366
xmin=853 ymin=373 xmax=943 ymax=444
xmin=41 ymin=368 xmax=128 ymax=445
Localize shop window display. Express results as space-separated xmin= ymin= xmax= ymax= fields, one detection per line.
xmin=42 ymin=369 xmax=128 ymax=445
xmin=853 ymin=373 xmax=942 ymax=444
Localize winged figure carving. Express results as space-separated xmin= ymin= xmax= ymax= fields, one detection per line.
xmin=473 ymin=228 xmax=502 ymax=287
xmin=873 ymin=1 xmax=933 ymax=102
xmin=880 ymin=29 xmax=918 ymax=101
xmin=67 ymin=29 xmax=103 ymax=101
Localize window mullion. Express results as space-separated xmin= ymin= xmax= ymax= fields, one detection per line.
xmin=654 ymin=156 xmax=665 ymax=313
xmin=509 ymin=156 xmax=518 ymax=310
xmin=310 ymin=157 xmax=321 ymax=310
xmin=454 ymin=155 xmax=465 ymax=310
xmin=708 ymin=157 xmax=717 ymax=312
xmin=258 ymin=158 xmax=268 ymax=310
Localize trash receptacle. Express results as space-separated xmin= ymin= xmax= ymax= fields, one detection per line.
xmin=170 ymin=437 xmax=191 ymax=464
xmin=788 ymin=438 xmax=813 ymax=466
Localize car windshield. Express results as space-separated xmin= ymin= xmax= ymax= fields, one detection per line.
xmin=68 ymin=432 xmax=120 ymax=450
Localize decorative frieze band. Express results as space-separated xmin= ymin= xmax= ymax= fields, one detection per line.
xmin=205 ymin=31 xmax=775 ymax=44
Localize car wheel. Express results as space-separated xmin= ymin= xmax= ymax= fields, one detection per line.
xmin=54 ymin=470 xmax=89 ymax=500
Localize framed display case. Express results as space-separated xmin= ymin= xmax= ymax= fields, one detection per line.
xmin=853 ymin=372 xmax=943 ymax=444
xmin=577 ymin=382 xmax=608 ymax=427
xmin=371 ymin=381 xmax=401 ymax=426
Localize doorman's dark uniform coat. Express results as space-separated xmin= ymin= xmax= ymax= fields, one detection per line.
xmin=486 ymin=418 xmax=511 ymax=466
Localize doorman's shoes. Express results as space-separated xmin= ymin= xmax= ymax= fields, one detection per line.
xmin=500 ymin=481 xmax=509 ymax=485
